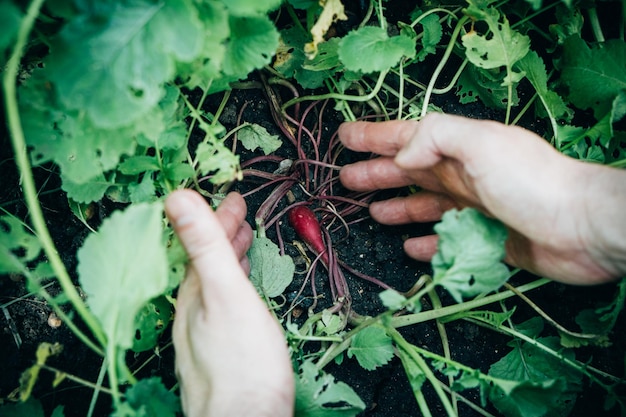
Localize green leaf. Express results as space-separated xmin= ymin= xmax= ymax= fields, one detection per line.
xmin=561 ymin=36 xmax=626 ymax=118
xmin=347 ymin=326 xmax=394 ymax=371
xmin=338 ymin=26 xmax=416 ymax=74
xmin=77 ymin=202 xmax=168 ymax=350
xmin=220 ymin=0 xmax=282 ymax=16
xmin=0 ymin=1 xmax=22 ymax=57
xmin=276 ymin=27 xmax=341 ymax=89
xmin=516 ymin=50 xmax=571 ymax=122
xmin=316 ymin=310 xmax=344 ymax=336
xmin=131 ymin=296 xmax=172 ymax=352
xmin=549 ymin=5 xmax=582 ymax=46
xmin=119 ymin=156 xmax=161 ymax=175
xmin=462 ymin=2 xmax=530 ymax=86
xmin=0 ymin=216 xmax=42 ymax=274
xmin=196 ymin=141 xmax=241 ymax=184
xmin=222 ymin=14 xmax=280 ymax=78
xmin=413 ymin=13 xmax=443 ymax=61
xmin=45 ymin=0 xmax=202 ymax=128
xmin=488 ymin=377 xmax=570 ymax=417
xmin=432 ymin=208 xmax=510 ymax=302
xmin=489 ymin=335 xmax=582 ymax=417
xmin=295 ymin=360 xmax=366 ymax=417
xmin=177 ymin=1 xmax=229 ymax=89
xmin=0 ymin=398 xmax=45 ymax=417
xmin=248 ymin=232 xmax=295 ymax=298
xmin=568 ymin=278 xmax=626 ymax=347
xmin=379 ymin=288 xmax=407 ymax=310
xmin=60 ymin=173 xmax=112 ymax=204
xmin=457 ymin=64 xmax=519 ymax=109
xmin=395 ymin=344 xmax=427 ymax=396
xmin=556 ymin=91 xmax=626 ymax=162
xmin=238 ymin=123 xmax=282 ymax=155
xmin=112 ymin=377 xmax=180 ymax=417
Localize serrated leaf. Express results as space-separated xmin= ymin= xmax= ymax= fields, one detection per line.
xmin=556 ymin=91 xmax=626 ymax=162
xmin=222 ymin=14 xmax=280 ymax=78
xmin=432 ymin=208 xmax=510 ymax=302
xmin=238 ymin=123 xmax=282 ymax=155
xmin=177 ymin=1 xmax=229 ymax=89
xmin=549 ymin=5 xmax=582 ymax=46
xmin=248 ymin=233 xmax=295 ymax=298
xmin=462 ymin=3 xmax=529 ymax=86
xmin=414 ymin=13 xmax=443 ymax=61
xmin=45 ymin=0 xmax=202 ymax=128
xmin=316 ymin=310 xmax=344 ymax=336
xmin=196 ymin=141 xmax=241 ymax=184
xmin=60 ymin=173 xmax=112 ymax=204
xmin=569 ymin=279 xmax=626 ymax=347
xmin=128 ymin=173 xmax=157 ymax=203
xmin=489 ymin=335 xmax=582 ymax=417
xmin=113 ymin=377 xmax=180 ymax=417
xmin=0 ymin=216 xmax=41 ymax=274
xmin=295 ymin=360 xmax=365 ymax=417
xmin=516 ymin=50 xmax=571 ymax=122
xmin=276 ymin=27 xmax=341 ymax=89
xmin=456 ymin=64 xmax=518 ymax=109
xmin=561 ymin=36 xmax=626 ymax=118
xmin=347 ymin=326 xmax=394 ymax=371
xmin=77 ymin=202 xmax=168 ymax=350
xmin=338 ymin=26 xmax=416 ymax=74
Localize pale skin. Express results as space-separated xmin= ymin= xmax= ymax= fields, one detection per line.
xmin=165 ymin=190 xmax=294 ymax=417
xmin=165 ymin=113 xmax=626 ymax=415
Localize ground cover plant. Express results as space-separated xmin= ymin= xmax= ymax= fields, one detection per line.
xmin=1 ymin=0 xmax=626 ymax=416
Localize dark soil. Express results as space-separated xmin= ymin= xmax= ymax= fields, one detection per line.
xmin=2 ymin=3 xmax=626 ymax=417
xmin=2 ymin=76 xmax=625 ymax=417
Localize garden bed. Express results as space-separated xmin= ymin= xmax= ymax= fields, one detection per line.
xmin=1 ymin=0 xmax=625 ymax=416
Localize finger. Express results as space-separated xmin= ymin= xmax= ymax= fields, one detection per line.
xmin=394 ymin=113 xmax=534 ymax=172
xmin=215 ymin=192 xmax=248 ymax=241
xmin=165 ymin=190 xmax=252 ymax=305
xmin=340 ymin=157 xmax=414 ymax=191
xmin=339 ymin=120 xmax=420 ymax=155
xmin=403 ymin=235 xmax=439 ymax=261
xmin=240 ymin=256 xmax=251 ymax=276
xmin=232 ymin=221 xmax=253 ymax=260
xmin=369 ymin=192 xmax=458 ymax=225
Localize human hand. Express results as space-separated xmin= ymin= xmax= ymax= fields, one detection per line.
xmin=339 ymin=113 xmax=625 ymax=285
xmin=165 ymin=190 xmax=294 ymax=417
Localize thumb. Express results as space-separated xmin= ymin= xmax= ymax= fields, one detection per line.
xmin=165 ymin=190 xmax=254 ymax=305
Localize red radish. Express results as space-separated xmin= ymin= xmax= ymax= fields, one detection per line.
xmin=288 ymin=205 xmax=329 ymax=264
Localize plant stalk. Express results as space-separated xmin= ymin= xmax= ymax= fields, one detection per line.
xmin=2 ymin=0 xmax=106 ymax=348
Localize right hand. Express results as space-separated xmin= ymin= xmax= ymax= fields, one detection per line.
xmin=339 ymin=113 xmax=625 ymax=285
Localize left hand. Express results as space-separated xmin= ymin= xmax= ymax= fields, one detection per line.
xmin=165 ymin=190 xmax=294 ymax=417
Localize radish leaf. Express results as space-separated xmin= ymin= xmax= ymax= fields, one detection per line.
xmin=238 ymin=123 xmax=282 ymax=155
xmin=432 ymin=208 xmax=509 ymax=302
xmin=77 ymin=202 xmax=168 ymax=350
xmin=248 ymin=233 xmax=295 ymax=298
xmin=347 ymin=326 xmax=394 ymax=371
xmin=45 ymin=0 xmax=202 ymax=128
xmin=295 ymin=360 xmax=365 ymax=417
xmin=338 ymin=26 xmax=415 ymax=74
